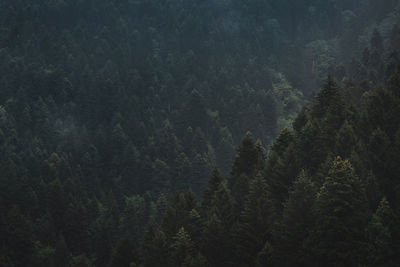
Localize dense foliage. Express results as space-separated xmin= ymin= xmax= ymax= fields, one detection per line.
xmin=1 ymin=0 xmax=400 ymax=266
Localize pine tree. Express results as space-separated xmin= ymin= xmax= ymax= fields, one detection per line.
xmin=292 ymin=106 xmax=310 ymax=132
xmin=230 ymin=134 xmax=264 ymax=187
xmin=311 ymin=157 xmax=369 ymax=266
xmin=265 ymin=128 xmax=300 ymax=208
xmin=201 ymin=168 xmax=223 ymax=211
xmin=201 ymin=213 xmax=232 ymax=267
xmin=234 ymin=174 xmax=274 ymax=267
xmin=141 ymin=224 xmax=169 ymax=267
xmin=169 ymin=227 xmax=195 ymax=266
xmin=275 ymin=170 xmax=317 ymax=267
xmin=312 ymin=75 xmax=343 ymax=119
xmin=366 ymin=197 xmax=399 ymax=267
xmin=161 ymin=191 xmax=198 ymax=238
xmin=108 ymin=234 xmax=136 ymax=267
xmin=334 ymin=120 xmax=357 ymax=159
xmin=211 ymin=182 xmax=234 ymax=230
xmin=231 ymin=173 xmax=250 ymax=218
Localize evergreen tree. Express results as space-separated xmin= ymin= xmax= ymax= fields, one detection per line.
xmin=230 ymin=134 xmax=264 ymax=186
xmin=169 ymin=227 xmax=195 ymax=267
xmin=275 ymin=170 xmax=317 ymax=267
xmin=265 ymin=128 xmax=301 ymax=208
xmin=201 ymin=168 xmax=223 ymax=211
xmin=201 ymin=213 xmax=232 ymax=267
xmin=141 ymin=225 xmax=169 ymax=267
xmin=366 ymin=197 xmax=399 ymax=267
xmin=334 ymin=120 xmax=357 ymax=159
xmin=108 ymin=234 xmax=136 ymax=267
xmin=231 ymin=173 xmax=251 ymax=218
xmin=311 ymin=157 xmax=369 ymax=266
xmin=161 ymin=191 xmax=197 ymax=238
xmin=211 ymin=182 xmax=234 ymax=230
xmin=312 ymin=75 xmax=346 ymax=128
xmin=234 ymin=174 xmax=274 ymax=267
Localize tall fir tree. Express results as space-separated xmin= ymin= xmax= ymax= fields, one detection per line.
xmin=311 ymin=157 xmax=369 ymax=266
xmin=234 ymin=174 xmax=274 ymax=267
xmin=274 ymin=170 xmax=317 ymax=267
xmin=201 ymin=167 xmax=223 ymax=212
xmin=366 ymin=197 xmax=400 ymax=267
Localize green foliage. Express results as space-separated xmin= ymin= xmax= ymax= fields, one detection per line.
xmin=141 ymin=225 xmax=169 ymax=267
xmin=201 ymin=168 xmax=223 ymax=211
xmin=366 ymin=198 xmax=399 ymax=267
xmin=108 ymin=234 xmax=136 ymax=267
xmin=169 ymin=227 xmax=203 ymax=267
xmin=274 ymin=170 xmax=317 ymax=266
xmin=234 ymin=174 xmax=274 ymax=266
xmin=229 ymin=135 xmax=265 ymax=193
xmin=0 ymin=1 xmax=400 ymax=267
xmin=311 ymin=157 xmax=369 ymax=266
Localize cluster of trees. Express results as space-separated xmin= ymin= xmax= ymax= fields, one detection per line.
xmin=138 ymin=44 xmax=400 ymax=266
xmin=1 ymin=0 xmax=400 ymax=266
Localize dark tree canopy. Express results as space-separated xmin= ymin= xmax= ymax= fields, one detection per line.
xmin=1 ymin=0 xmax=400 ymax=266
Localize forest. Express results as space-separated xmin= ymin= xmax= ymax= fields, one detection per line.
xmin=1 ymin=0 xmax=400 ymax=266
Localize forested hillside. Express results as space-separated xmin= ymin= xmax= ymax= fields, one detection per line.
xmin=1 ymin=0 xmax=400 ymax=266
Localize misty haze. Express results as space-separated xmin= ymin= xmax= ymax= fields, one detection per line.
xmin=1 ymin=1 xmax=400 ymax=266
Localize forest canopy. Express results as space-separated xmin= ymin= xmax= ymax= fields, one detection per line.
xmin=1 ymin=0 xmax=400 ymax=266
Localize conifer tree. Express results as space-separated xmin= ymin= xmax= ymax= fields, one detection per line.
xmin=201 ymin=213 xmax=232 ymax=267
xmin=275 ymin=170 xmax=317 ymax=267
xmin=234 ymin=174 xmax=274 ymax=267
xmin=169 ymin=227 xmax=195 ymax=266
xmin=292 ymin=106 xmax=310 ymax=132
xmin=230 ymin=134 xmax=264 ymax=187
xmin=141 ymin=224 xmax=169 ymax=267
xmin=265 ymin=128 xmax=301 ymax=208
xmin=201 ymin=168 xmax=223 ymax=211
xmin=312 ymin=75 xmax=342 ymax=119
xmin=366 ymin=197 xmax=399 ymax=267
xmin=211 ymin=182 xmax=234 ymax=230
xmin=311 ymin=157 xmax=369 ymax=266
xmin=334 ymin=120 xmax=357 ymax=159
xmin=161 ymin=191 xmax=198 ymax=239
xmin=108 ymin=234 xmax=136 ymax=267
xmin=231 ymin=173 xmax=250 ymax=217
